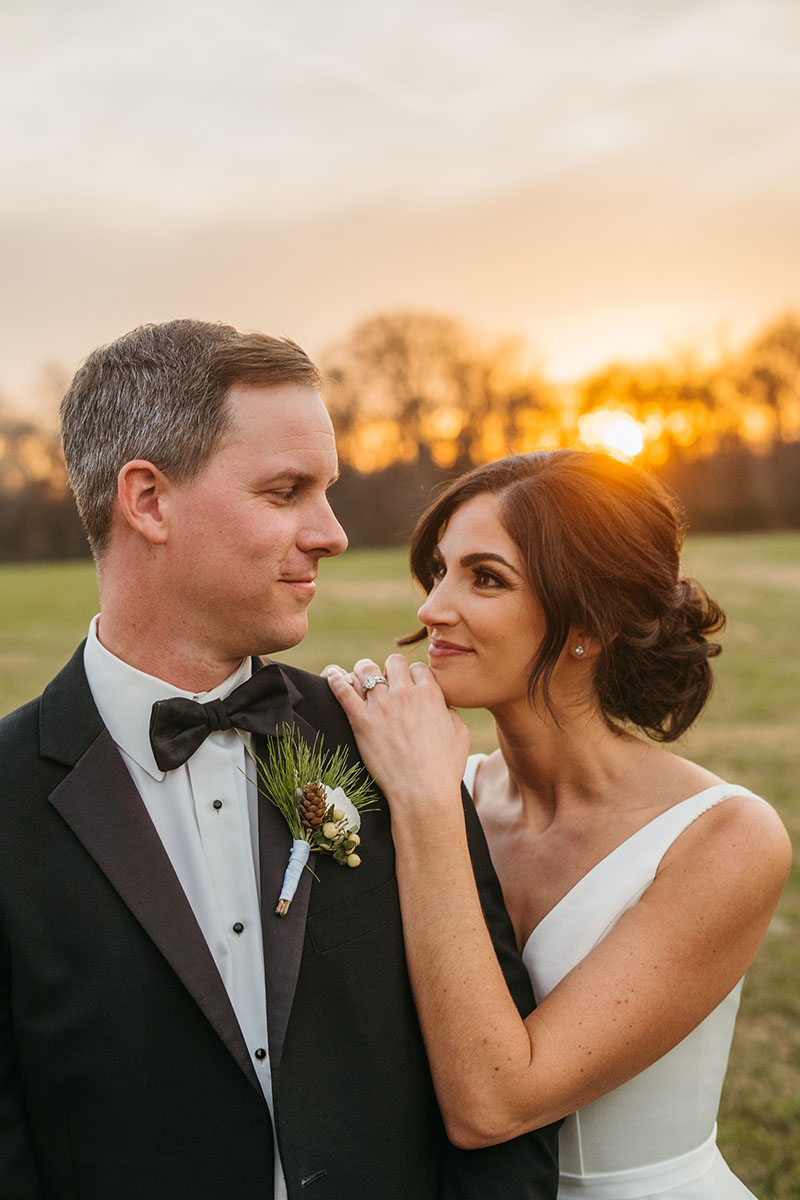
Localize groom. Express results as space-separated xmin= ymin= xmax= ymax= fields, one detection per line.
xmin=0 ymin=319 xmax=558 ymax=1199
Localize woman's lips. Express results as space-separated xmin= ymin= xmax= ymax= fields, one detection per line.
xmin=428 ymin=637 xmax=473 ymax=658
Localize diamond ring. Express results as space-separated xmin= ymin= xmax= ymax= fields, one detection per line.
xmin=362 ymin=674 xmax=389 ymax=694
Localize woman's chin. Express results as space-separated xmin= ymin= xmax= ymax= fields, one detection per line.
xmin=430 ymin=669 xmax=479 ymax=711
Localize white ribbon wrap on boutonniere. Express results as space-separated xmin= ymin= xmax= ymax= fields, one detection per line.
xmin=245 ymin=727 xmax=378 ymax=916
xmin=278 ymin=840 xmax=312 ymax=915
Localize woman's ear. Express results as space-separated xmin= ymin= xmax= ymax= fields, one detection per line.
xmin=569 ymin=632 xmax=606 ymax=662
xmin=117 ymin=460 xmax=171 ymax=546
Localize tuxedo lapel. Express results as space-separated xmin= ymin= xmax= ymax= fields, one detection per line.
xmin=255 ymin=693 xmax=320 ymax=1080
xmin=254 ymin=666 xmax=394 ymax=1082
xmin=42 ymin=649 xmax=261 ymax=1094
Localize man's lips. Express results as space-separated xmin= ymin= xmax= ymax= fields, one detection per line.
xmin=280 ymin=577 xmax=317 ymax=595
xmin=428 ymin=636 xmax=473 ymax=658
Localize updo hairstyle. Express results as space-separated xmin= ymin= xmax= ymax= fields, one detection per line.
xmin=403 ymin=449 xmax=725 ymax=741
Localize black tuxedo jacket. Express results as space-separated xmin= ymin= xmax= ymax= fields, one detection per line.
xmin=0 ymin=645 xmax=559 ymax=1199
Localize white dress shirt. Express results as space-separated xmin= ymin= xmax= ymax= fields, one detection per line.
xmin=84 ymin=617 xmax=287 ymax=1200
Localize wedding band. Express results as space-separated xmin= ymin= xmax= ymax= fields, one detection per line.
xmin=362 ymin=674 xmax=389 ymax=693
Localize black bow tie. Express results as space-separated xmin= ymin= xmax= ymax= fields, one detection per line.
xmin=149 ymin=663 xmax=294 ymax=773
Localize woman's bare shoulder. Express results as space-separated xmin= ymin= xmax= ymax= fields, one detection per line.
xmin=658 ymin=777 xmax=792 ymax=902
xmin=470 ymin=749 xmax=505 ymax=801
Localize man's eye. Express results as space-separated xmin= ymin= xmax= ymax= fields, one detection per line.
xmin=270 ymin=489 xmax=295 ymax=502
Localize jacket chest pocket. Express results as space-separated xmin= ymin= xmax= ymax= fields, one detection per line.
xmin=306 ymin=875 xmax=402 ymax=953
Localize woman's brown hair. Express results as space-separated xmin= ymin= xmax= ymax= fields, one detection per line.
xmin=402 ymin=449 xmax=725 ymax=741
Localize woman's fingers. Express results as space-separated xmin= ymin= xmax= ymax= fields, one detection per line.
xmin=351 ymin=658 xmax=386 ymax=695
xmin=325 ymin=651 xmax=442 ymax=733
xmin=325 ymin=658 xmax=395 ymax=723
xmin=326 ymin=652 xmax=471 ymax=805
xmin=321 ymin=663 xmax=357 ymax=688
xmin=321 ymin=663 xmax=345 ymax=677
xmin=324 ymin=655 xmax=432 ymax=690
xmin=406 ymin=658 xmax=436 ymax=687
xmin=324 ymin=665 xmax=368 ymax=723
xmin=326 ymin=654 xmax=448 ymax=719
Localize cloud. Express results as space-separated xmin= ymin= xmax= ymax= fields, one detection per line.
xmin=1 ymin=0 xmax=799 ymax=395
xmin=4 ymin=0 xmax=797 ymax=219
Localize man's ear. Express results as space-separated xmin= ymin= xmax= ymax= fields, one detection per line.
xmin=117 ymin=460 xmax=171 ymax=546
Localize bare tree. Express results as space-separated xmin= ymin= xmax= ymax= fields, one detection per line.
xmin=739 ymin=312 xmax=800 ymax=448
xmin=321 ymin=312 xmax=555 ymax=471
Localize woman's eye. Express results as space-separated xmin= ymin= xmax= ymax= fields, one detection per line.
xmin=474 ymin=569 xmax=505 ymax=588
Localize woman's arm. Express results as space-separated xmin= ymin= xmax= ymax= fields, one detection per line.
xmin=326 ymin=655 xmax=792 ymax=1148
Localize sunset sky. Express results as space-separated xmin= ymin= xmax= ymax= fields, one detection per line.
xmin=2 ymin=0 xmax=799 ymax=411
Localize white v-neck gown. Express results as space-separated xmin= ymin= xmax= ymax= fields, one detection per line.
xmin=464 ymin=756 xmax=760 ymax=1199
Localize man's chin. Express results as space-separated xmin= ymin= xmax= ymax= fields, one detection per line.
xmin=254 ymin=617 xmax=310 ymax=657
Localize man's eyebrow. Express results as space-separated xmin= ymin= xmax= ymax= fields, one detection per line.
xmin=258 ymin=468 xmax=340 ymax=487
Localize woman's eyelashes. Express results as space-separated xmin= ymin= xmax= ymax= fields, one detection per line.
xmin=472 ymin=566 xmax=509 ymax=590
xmin=429 ymin=553 xmax=446 ymax=581
xmin=428 ymin=553 xmax=511 ymax=591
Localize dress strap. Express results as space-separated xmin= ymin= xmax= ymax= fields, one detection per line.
xmin=462 ymin=753 xmax=488 ymax=796
xmin=628 ymin=783 xmax=764 ymax=859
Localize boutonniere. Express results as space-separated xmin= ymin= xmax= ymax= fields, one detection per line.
xmin=247 ymin=726 xmax=379 ymax=916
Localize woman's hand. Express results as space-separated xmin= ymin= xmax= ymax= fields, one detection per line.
xmin=323 ymin=654 xmax=472 ymax=818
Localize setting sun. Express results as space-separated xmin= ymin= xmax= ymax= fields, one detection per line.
xmin=577 ymin=409 xmax=645 ymax=458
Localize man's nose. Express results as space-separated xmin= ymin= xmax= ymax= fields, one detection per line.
xmin=302 ymin=499 xmax=348 ymax=558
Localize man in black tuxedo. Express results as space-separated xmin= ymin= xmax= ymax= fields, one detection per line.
xmin=0 ymin=320 xmax=558 ymax=1199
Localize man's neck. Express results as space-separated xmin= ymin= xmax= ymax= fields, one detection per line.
xmin=96 ymin=554 xmax=252 ymax=692
xmin=94 ymin=612 xmax=248 ymax=694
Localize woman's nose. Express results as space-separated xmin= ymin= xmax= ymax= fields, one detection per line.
xmin=417 ymin=582 xmax=452 ymax=627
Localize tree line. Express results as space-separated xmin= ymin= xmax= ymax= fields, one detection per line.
xmin=1 ymin=310 xmax=799 ymax=561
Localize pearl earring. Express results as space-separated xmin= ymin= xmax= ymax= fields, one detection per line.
xmin=575 ymin=644 xmax=585 ymax=657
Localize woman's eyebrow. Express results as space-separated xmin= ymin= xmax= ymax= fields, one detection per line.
xmin=459 ymin=552 xmax=520 ymax=573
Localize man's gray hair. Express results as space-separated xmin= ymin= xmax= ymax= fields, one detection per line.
xmin=60 ymin=319 xmax=322 ymax=558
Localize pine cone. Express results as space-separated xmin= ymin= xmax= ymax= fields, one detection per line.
xmin=298 ymin=781 xmax=328 ymax=832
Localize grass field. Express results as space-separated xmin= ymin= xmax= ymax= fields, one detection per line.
xmin=1 ymin=533 xmax=798 ymax=1197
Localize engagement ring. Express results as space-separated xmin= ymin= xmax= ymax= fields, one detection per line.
xmin=362 ymin=674 xmax=389 ymax=693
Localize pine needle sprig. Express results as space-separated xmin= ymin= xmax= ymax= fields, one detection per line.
xmin=243 ymin=725 xmax=379 ymax=913
xmin=245 ymin=724 xmax=379 ymax=835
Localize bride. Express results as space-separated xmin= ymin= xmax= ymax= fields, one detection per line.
xmin=325 ymin=449 xmax=791 ymax=1199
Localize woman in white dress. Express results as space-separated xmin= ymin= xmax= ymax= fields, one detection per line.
xmin=326 ymin=449 xmax=791 ymax=1199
